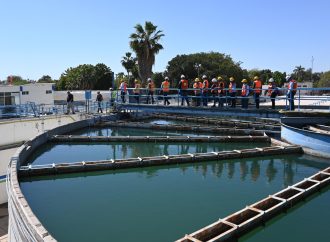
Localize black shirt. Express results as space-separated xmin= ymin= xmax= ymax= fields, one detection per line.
xmin=67 ymin=93 xmax=74 ymax=102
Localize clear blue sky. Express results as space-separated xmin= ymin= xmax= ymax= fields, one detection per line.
xmin=1 ymin=0 xmax=329 ymax=80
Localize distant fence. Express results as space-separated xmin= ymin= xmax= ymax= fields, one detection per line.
xmin=1 ymin=87 xmax=329 ymax=119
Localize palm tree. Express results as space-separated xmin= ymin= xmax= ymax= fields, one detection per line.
xmin=293 ymin=65 xmax=305 ymax=81
xmin=130 ymin=21 xmax=164 ymax=84
xmin=121 ymin=52 xmax=136 ymax=85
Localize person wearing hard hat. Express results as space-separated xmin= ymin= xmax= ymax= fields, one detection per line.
xmin=210 ymin=78 xmax=219 ymax=107
xmin=202 ymin=75 xmax=209 ymax=106
xmin=178 ymin=75 xmax=190 ymax=106
xmin=241 ymin=79 xmax=250 ymax=109
xmin=146 ymin=78 xmax=155 ymax=104
xmin=133 ymin=79 xmax=141 ymax=104
xmin=217 ymin=76 xmax=225 ymax=107
xmin=161 ymin=77 xmax=171 ymax=105
xmin=119 ymin=79 xmax=127 ymax=103
xmin=228 ymin=77 xmax=237 ymax=108
xmin=264 ymin=78 xmax=279 ymax=109
xmin=193 ymin=78 xmax=202 ymax=106
xmin=252 ymin=76 xmax=262 ymax=109
xmin=286 ymin=75 xmax=297 ymax=111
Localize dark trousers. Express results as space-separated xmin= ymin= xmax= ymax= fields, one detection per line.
xmin=202 ymin=92 xmax=208 ymax=106
xmin=121 ymin=91 xmax=126 ymax=103
xmin=230 ymin=92 xmax=236 ymax=107
xmin=241 ymin=96 xmax=249 ymax=109
xmin=212 ymin=94 xmax=218 ymax=106
xmin=146 ymin=91 xmax=154 ymax=104
xmin=163 ymin=92 xmax=170 ymax=105
xmin=219 ymin=94 xmax=224 ymax=107
xmin=134 ymin=93 xmax=140 ymax=104
xmin=254 ymin=93 xmax=260 ymax=109
xmin=180 ymin=90 xmax=189 ymax=106
xmin=288 ymin=91 xmax=295 ymax=111
xmin=270 ymin=93 xmax=276 ymax=109
xmin=97 ymin=102 xmax=103 ymax=113
xmin=193 ymin=93 xmax=201 ymax=106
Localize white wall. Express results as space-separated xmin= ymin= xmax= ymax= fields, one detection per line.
xmin=20 ymin=83 xmax=54 ymax=105
xmin=54 ymin=90 xmax=112 ymax=102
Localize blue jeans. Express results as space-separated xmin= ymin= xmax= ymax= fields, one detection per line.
xmin=288 ymin=91 xmax=295 ymax=110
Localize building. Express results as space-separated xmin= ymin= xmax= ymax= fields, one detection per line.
xmin=0 ymin=83 xmax=55 ymax=106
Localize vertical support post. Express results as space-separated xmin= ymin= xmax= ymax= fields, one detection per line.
xmin=298 ymin=88 xmax=301 ymax=111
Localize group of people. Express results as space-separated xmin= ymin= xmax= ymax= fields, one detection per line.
xmin=65 ymin=74 xmax=297 ymax=114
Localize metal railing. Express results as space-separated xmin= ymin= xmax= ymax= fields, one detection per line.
xmin=113 ymin=87 xmax=330 ymax=111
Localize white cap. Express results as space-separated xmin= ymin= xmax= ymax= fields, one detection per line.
xmin=212 ymin=78 xmax=217 ymax=83
xmin=165 ymin=76 xmax=169 ymax=80
xmin=147 ymin=78 xmax=152 ymax=81
xmin=202 ymin=75 xmax=207 ymax=79
xmin=180 ymin=75 xmax=185 ymax=79
xmin=269 ymin=78 xmax=274 ymax=83
xmin=285 ymin=75 xmax=291 ymax=81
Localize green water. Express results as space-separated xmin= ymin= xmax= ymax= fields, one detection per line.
xmin=26 ymin=142 xmax=269 ymax=165
xmin=20 ymin=154 xmax=329 ymax=242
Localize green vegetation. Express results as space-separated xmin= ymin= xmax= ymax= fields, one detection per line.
xmin=129 ymin=21 xmax=164 ymax=84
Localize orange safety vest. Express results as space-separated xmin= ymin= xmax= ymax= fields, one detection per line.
xmin=241 ymin=84 xmax=248 ymax=96
xmin=162 ymin=81 xmax=170 ymax=92
xmin=181 ymin=79 xmax=188 ymax=90
xmin=202 ymin=79 xmax=209 ymax=92
xmin=218 ymin=81 xmax=225 ymax=94
xmin=253 ymin=80 xmax=262 ymax=94
xmin=193 ymin=82 xmax=202 ymax=94
xmin=148 ymin=82 xmax=155 ymax=92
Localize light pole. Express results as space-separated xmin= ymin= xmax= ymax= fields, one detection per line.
xmin=194 ymin=63 xmax=202 ymax=78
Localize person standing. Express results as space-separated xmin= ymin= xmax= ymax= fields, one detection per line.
xmin=217 ymin=76 xmax=225 ymax=107
xmin=178 ymin=75 xmax=190 ymax=106
xmin=133 ymin=79 xmax=141 ymax=104
xmin=265 ymin=78 xmax=278 ymax=109
xmin=210 ymin=78 xmax=218 ymax=107
xmin=161 ymin=77 xmax=171 ymax=105
xmin=193 ymin=78 xmax=202 ymax=106
xmin=229 ymin=77 xmax=237 ymax=108
xmin=96 ymin=91 xmax=103 ymax=113
xmin=252 ymin=76 xmax=262 ymax=109
xmin=146 ymin=78 xmax=155 ymax=104
xmin=119 ymin=80 xmax=127 ymax=103
xmin=286 ymin=75 xmax=297 ymax=111
xmin=202 ymin=75 xmax=209 ymax=106
xmin=241 ymin=79 xmax=250 ymax=109
xmin=66 ymin=91 xmax=75 ymax=114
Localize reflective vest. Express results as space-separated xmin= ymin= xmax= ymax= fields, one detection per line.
xmin=181 ymin=79 xmax=188 ymax=90
xmin=148 ymin=82 xmax=155 ymax=92
xmin=267 ymin=83 xmax=277 ymax=96
xmin=120 ymin=82 xmax=127 ymax=92
xmin=193 ymin=82 xmax=202 ymax=94
xmin=202 ymin=79 xmax=209 ymax=93
xmin=253 ymin=80 xmax=262 ymax=94
xmin=229 ymin=82 xmax=236 ymax=93
xmin=218 ymin=81 xmax=225 ymax=94
xmin=162 ymin=81 xmax=170 ymax=92
xmin=288 ymin=80 xmax=297 ymax=94
xmin=241 ymin=84 xmax=250 ymax=97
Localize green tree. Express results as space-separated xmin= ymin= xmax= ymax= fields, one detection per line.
xmin=121 ymin=52 xmax=137 ymax=87
xmin=166 ymin=52 xmax=245 ymax=87
xmin=293 ymin=65 xmax=305 ymax=82
xmin=272 ymin=71 xmax=286 ymax=87
xmin=317 ymin=71 xmax=330 ymax=91
xmin=152 ymin=72 xmax=165 ymax=88
xmin=10 ymin=75 xmax=29 ymax=85
xmin=130 ymin=21 xmax=164 ymax=84
xmin=38 ymin=75 xmax=53 ymax=83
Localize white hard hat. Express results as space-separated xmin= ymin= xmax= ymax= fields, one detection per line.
xmin=147 ymin=78 xmax=152 ymax=81
xmin=202 ymin=75 xmax=207 ymax=79
xmin=285 ymin=75 xmax=291 ymax=81
xmin=165 ymin=76 xmax=169 ymax=80
xmin=268 ymin=78 xmax=274 ymax=83
xmin=212 ymin=78 xmax=217 ymax=83
xmin=180 ymin=75 xmax=185 ymax=79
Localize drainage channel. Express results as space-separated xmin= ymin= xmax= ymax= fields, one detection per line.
xmin=147 ymin=113 xmax=281 ymax=131
xmin=94 ymin=121 xmax=279 ymax=136
xmin=50 ymin=135 xmax=270 ymax=143
xmin=175 ymin=166 xmax=330 ymax=242
xmin=19 ymin=145 xmax=302 ymax=177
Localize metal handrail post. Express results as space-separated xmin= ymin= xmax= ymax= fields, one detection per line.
xmin=298 ymin=89 xmax=301 ymax=111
